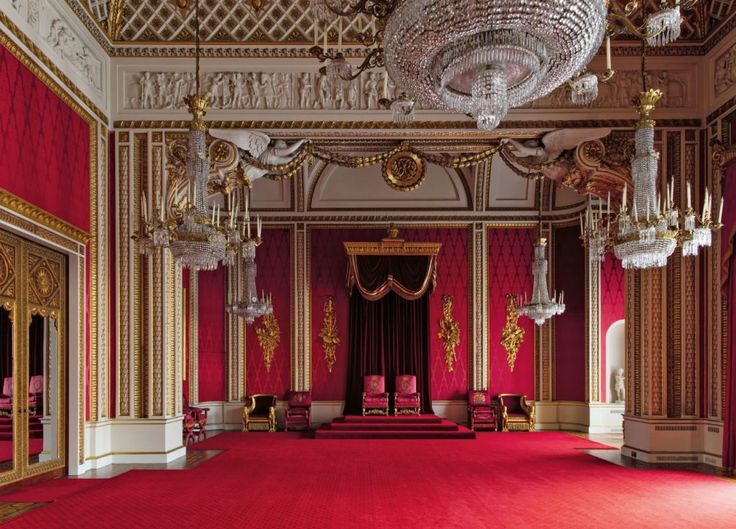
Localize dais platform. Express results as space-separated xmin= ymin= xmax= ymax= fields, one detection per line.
xmin=314 ymin=414 xmax=475 ymax=439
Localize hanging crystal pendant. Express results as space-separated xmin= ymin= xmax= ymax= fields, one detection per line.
xmin=646 ymin=6 xmax=682 ymax=47
xmin=570 ymin=73 xmax=599 ymax=106
xmin=517 ymin=238 xmax=566 ymax=326
xmin=390 ymin=93 xmax=415 ymax=124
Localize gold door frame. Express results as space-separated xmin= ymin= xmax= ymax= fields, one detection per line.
xmin=0 ymin=229 xmax=67 ymax=485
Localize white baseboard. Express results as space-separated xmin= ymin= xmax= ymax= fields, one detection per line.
xmin=535 ymin=401 xmax=624 ymax=433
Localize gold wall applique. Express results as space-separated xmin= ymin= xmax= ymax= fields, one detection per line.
xmin=501 ymin=294 xmax=525 ymax=372
xmin=438 ymin=295 xmax=460 ymax=373
xmin=256 ymin=312 xmax=280 ymax=373
xmin=319 ymin=296 xmax=340 ymax=373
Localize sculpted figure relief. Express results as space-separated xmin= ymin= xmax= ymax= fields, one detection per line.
xmin=614 ymin=368 xmax=625 ymax=403
xmin=209 ymin=129 xmax=308 ymax=183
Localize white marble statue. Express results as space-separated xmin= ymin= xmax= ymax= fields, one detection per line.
xmin=209 ymin=130 xmax=308 ymax=183
xmin=614 ymin=368 xmax=625 ymax=403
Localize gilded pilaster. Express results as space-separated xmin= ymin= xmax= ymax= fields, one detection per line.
xmin=585 ymin=255 xmax=601 ymax=403
xmin=472 ymin=223 xmax=488 ymax=390
xmin=227 ymin=260 xmax=245 ymax=401
xmin=188 ymin=272 xmax=199 ymax=403
xmin=94 ymin=124 xmax=108 ymax=420
xmin=293 ymin=225 xmax=308 ymax=391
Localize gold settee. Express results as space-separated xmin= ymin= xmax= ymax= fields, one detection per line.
xmin=242 ymin=394 xmax=277 ymax=432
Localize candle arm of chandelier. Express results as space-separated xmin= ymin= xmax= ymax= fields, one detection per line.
xmin=606 ymin=0 xmax=699 ymax=42
xmin=312 ymin=46 xmax=385 ymax=81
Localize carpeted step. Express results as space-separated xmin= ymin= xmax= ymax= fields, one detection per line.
xmin=314 ymin=426 xmax=476 ymax=440
xmin=326 ymin=420 xmax=460 ymax=431
xmin=335 ymin=414 xmax=443 ymax=424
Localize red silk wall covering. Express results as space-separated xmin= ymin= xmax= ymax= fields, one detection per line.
xmin=554 ymin=226 xmax=586 ymax=402
xmin=245 ymin=227 xmax=292 ymax=399
xmin=0 ymin=46 xmax=90 ymax=232
xmin=310 ymin=227 xmax=470 ymax=401
xmin=600 ymin=257 xmax=625 ymax=402
xmin=182 ymin=269 xmax=190 ymax=405
xmin=488 ymin=227 xmax=536 ymax=398
xmin=198 ymin=266 xmax=226 ymax=402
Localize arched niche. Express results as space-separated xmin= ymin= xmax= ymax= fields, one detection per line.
xmin=605 ymin=319 xmax=626 ymax=403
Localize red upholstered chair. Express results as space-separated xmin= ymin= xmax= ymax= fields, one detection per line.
xmin=393 ymin=375 xmax=421 ymax=415
xmin=0 ymin=377 xmax=12 ymax=415
xmin=467 ymin=390 xmax=497 ymax=431
xmin=362 ymin=375 xmax=389 ymax=416
xmin=28 ymin=375 xmax=43 ymax=414
xmin=496 ymin=393 xmax=535 ymax=432
xmin=285 ymin=391 xmax=312 ymax=431
xmin=183 ymin=408 xmax=198 ymax=445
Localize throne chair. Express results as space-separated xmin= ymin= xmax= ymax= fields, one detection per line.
xmin=362 ymin=375 xmax=389 ymax=416
xmin=393 ymin=375 xmax=421 ymax=415
xmin=0 ymin=377 xmax=12 ymax=416
xmin=28 ymin=375 xmax=43 ymax=415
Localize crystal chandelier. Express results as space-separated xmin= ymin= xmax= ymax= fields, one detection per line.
xmin=227 ymin=203 xmax=273 ymax=324
xmin=309 ymin=1 xmax=698 ymax=130
xmin=133 ymin=0 xmax=231 ymax=271
xmin=517 ymin=177 xmax=565 ymax=326
xmin=581 ymin=45 xmax=722 ymax=270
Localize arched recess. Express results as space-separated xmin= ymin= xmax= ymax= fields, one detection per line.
xmin=308 ymin=161 xmax=471 ymax=211
xmin=605 ymin=319 xmax=626 ymax=403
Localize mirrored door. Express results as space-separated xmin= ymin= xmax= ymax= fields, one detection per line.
xmin=22 ymin=242 xmax=65 ymax=474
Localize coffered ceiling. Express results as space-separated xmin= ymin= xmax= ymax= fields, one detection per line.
xmin=76 ymin=0 xmax=735 ymax=46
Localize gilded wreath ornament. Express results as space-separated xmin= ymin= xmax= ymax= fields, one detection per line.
xmin=319 ymin=296 xmax=340 ymax=373
xmin=256 ymin=312 xmax=280 ymax=373
xmin=500 ymin=294 xmax=525 ymax=372
xmin=438 ymin=295 xmax=460 ymax=373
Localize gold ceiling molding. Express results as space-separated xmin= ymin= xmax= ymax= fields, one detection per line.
xmin=438 ymin=295 xmax=460 ymax=373
xmin=0 ymin=14 xmax=106 ymax=123
xmin=256 ymin=312 xmax=280 ymax=373
xmin=344 ymin=228 xmax=442 ymax=257
xmin=112 ymin=119 xmax=703 ymax=130
xmin=500 ymin=294 xmax=525 ymax=373
xmin=318 ymin=296 xmax=340 ymax=373
xmin=382 ymin=148 xmax=426 ymax=192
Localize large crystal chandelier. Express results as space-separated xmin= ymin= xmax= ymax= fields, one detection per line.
xmin=309 ymin=1 xmax=697 ymax=130
xmin=517 ymin=178 xmax=565 ymax=326
xmin=581 ymin=46 xmax=722 ymax=269
xmin=133 ymin=0 xmax=229 ymax=271
xmin=227 ymin=203 xmax=273 ymax=324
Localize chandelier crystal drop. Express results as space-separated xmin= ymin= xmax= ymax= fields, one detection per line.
xmin=382 ymin=0 xmax=607 ymax=131
xmin=325 ymin=52 xmax=353 ymax=84
xmin=645 ymin=5 xmax=682 ymax=47
xmin=517 ymin=238 xmax=566 ymax=327
xmin=570 ymin=73 xmax=599 ymax=106
xmin=390 ymin=92 xmax=416 ymax=124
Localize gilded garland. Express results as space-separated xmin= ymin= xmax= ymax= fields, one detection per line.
xmin=319 ymin=296 xmax=340 ymax=373
xmin=256 ymin=312 xmax=280 ymax=372
xmin=438 ymin=295 xmax=460 ymax=373
xmin=500 ymin=294 xmax=525 ymax=372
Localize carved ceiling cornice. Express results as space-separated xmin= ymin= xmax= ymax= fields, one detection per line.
xmin=67 ymin=0 xmax=736 ymax=58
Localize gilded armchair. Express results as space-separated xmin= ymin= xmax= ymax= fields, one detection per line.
xmin=362 ymin=375 xmax=389 ymax=416
xmin=393 ymin=375 xmax=421 ymax=415
xmin=242 ymin=394 xmax=277 ymax=432
xmin=496 ymin=393 xmax=535 ymax=432
xmin=467 ymin=390 xmax=497 ymax=431
xmin=0 ymin=377 xmax=12 ymax=416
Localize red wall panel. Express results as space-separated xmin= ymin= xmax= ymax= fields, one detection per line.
xmin=0 ymin=46 xmax=90 ymax=232
xmin=245 ymin=227 xmax=292 ymax=399
xmin=310 ymin=227 xmax=470 ymax=401
xmin=600 ymin=257 xmax=625 ymax=401
xmin=198 ymin=267 xmax=226 ymax=402
xmin=488 ymin=227 xmax=536 ymax=398
xmin=554 ymin=226 xmax=586 ymax=402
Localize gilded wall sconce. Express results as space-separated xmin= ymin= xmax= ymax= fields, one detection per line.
xmin=256 ymin=312 xmax=280 ymax=372
xmin=438 ymin=295 xmax=460 ymax=372
xmin=501 ymin=294 xmax=525 ymax=372
xmin=319 ymin=296 xmax=340 ymax=373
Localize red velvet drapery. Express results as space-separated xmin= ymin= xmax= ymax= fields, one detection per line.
xmin=344 ymin=289 xmax=433 ymax=415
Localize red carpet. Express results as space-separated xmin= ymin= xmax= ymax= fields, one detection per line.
xmin=1 ymin=432 xmax=735 ymax=528
xmin=315 ymin=414 xmax=476 ymax=439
